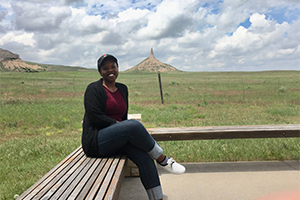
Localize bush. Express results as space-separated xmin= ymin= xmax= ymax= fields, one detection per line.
xmin=279 ymin=86 xmax=287 ymax=93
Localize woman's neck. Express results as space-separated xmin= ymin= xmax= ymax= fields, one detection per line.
xmin=103 ymin=80 xmax=117 ymax=92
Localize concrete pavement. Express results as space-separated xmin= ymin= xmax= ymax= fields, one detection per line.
xmin=118 ymin=160 xmax=300 ymax=200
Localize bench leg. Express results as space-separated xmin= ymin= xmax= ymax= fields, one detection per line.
xmin=125 ymin=159 xmax=140 ymax=177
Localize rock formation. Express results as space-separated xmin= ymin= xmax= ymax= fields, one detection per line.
xmin=0 ymin=48 xmax=43 ymax=72
xmin=127 ymin=48 xmax=179 ymax=72
xmin=0 ymin=48 xmax=20 ymax=61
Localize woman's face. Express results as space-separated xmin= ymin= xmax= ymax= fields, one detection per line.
xmin=99 ymin=59 xmax=119 ymax=83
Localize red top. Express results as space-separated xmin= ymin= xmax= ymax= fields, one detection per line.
xmin=104 ymin=87 xmax=127 ymax=122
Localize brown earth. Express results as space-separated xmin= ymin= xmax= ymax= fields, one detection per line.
xmin=1 ymin=59 xmax=43 ymax=71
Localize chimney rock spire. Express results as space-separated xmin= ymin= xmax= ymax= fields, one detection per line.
xmin=150 ymin=48 xmax=155 ymax=59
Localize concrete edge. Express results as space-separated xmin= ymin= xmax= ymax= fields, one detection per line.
xmin=157 ymin=160 xmax=300 ymax=174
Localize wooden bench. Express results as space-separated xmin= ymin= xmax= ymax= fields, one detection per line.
xmin=148 ymin=124 xmax=300 ymax=141
xmin=17 ymin=114 xmax=143 ymax=200
xmin=17 ymin=146 xmax=126 ymax=200
xmin=125 ymin=124 xmax=300 ymax=177
xmin=17 ymin=120 xmax=299 ymax=199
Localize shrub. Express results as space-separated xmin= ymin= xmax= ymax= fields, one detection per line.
xmin=279 ymin=86 xmax=287 ymax=93
xmin=170 ymin=81 xmax=179 ymax=85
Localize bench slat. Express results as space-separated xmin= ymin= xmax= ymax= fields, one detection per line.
xmin=56 ymin=157 xmax=92 ymax=199
xmin=42 ymin=153 xmax=87 ymax=200
xmin=48 ymin=156 xmax=91 ymax=200
xmin=18 ymin=147 xmax=127 ymax=200
xmin=32 ymin=150 xmax=85 ymax=200
xmin=104 ymin=155 xmax=127 ymax=200
xmin=17 ymin=146 xmax=83 ymax=200
xmin=75 ymin=158 xmax=109 ymax=199
xmin=67 ymin=158 xmax=101 ymax=200
xmin=95 ymin=155 xmax=124 ymax=199
xmin=85 ymin=158 xmax=115 ymax=200
xmin=148 ymin=124 xmax=300 ymax=141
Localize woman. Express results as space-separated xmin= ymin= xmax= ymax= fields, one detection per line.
xmin=82 ymin=54 xmax=185 ymax=200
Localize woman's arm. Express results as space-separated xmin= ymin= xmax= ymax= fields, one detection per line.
xmin=118 ymin=83 xmax=129 ymax=121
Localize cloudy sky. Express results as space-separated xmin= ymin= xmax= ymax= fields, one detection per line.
xmin=0 ymin=0 xmax=299 ymax=71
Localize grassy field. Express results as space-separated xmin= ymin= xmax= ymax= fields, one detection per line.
xmin=0 ymin=70 xmax=299 ymax=199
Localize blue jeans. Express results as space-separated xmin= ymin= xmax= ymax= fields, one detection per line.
xmin=97 ymin=119 xmax=163 ymax=200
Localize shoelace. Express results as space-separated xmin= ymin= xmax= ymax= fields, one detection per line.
xmin=168 ymin=159 xmax=175 ymax=168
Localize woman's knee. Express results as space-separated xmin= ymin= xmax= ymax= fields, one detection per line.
xmin=123 ymin=119 xmax=146 ymax=133
xmin=126 ymin=119 xmax=143 ymax=127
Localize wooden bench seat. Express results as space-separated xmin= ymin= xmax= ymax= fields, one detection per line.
xmin=18 ymin=114 xmax=141 ymax=199
xmin=17 ymin=120 xmax=300 ymax=198
xmin=148 ymin=124 xmax=300 ymax=141
xmin=17 ymin=146 xmax=127 ymax=200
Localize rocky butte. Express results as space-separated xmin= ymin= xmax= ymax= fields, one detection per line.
xmin=0 ymin=48 xmax=42 ymax=72
xmin=127 ymin=48 xmax=179 ymax=72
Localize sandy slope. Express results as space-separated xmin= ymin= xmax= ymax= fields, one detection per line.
xmin=1 ymin=59 xmax=42 ymax=71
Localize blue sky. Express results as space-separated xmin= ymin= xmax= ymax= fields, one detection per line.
xmin=0 ymin=0 xmax=299 ymax=71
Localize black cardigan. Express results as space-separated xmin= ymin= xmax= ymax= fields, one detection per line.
xmin=82 ymin=79 xmax=128 ymax=157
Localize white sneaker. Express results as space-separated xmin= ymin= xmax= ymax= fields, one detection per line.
xmin=161 ymin=158 xmax=186 ymax=174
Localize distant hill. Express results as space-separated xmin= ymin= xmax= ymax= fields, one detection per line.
xmin=25 ymin=61 xmax=95 ymax=72
xmin=126 ymin=48 xmax=179 ymax=72
xmin=0 ymin=48 xmax=180 ymax=73
xmin=0 ymin=48 xmax=43 ymax=72
xmin=0 ymin=48 xmax=94 ymax=72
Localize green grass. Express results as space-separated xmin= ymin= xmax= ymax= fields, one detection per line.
xmin=0 ymin=135 xmax=80 ymax=199
xmin=0 ymin=70 xmax=299 ymax=199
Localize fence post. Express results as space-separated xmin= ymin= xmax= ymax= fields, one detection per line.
xmin=241 ymin=78 xmax=245 ymax=102
xmin=158 ymin=71 xmax=164 ymax=104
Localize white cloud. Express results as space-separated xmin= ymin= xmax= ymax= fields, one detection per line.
xmin=0 ymin=32 xmax=35 ymax=46
xmin=80 ymin=15 xmax=108 ymax=34
xmin=206 ymin=11 xmax=298 ymax=70
xmin=117 ymin=8 xmax=150 ymax=21
xmin=0 ymin=0 xmax=299 ymax=71
xmin=11 ymin=1 xmax=72 ymax=32
xmin=250 ymin=13 xmax=269 ymax=27
xmin=137 ymin=0 xmax=199 ymax=39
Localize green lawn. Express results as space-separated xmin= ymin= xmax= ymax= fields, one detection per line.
xmin=0 ymin=70 xmax=299 ymax=199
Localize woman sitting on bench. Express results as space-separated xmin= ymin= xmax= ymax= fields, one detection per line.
xmin=82 ymin=54 xmax=185 ymax=200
